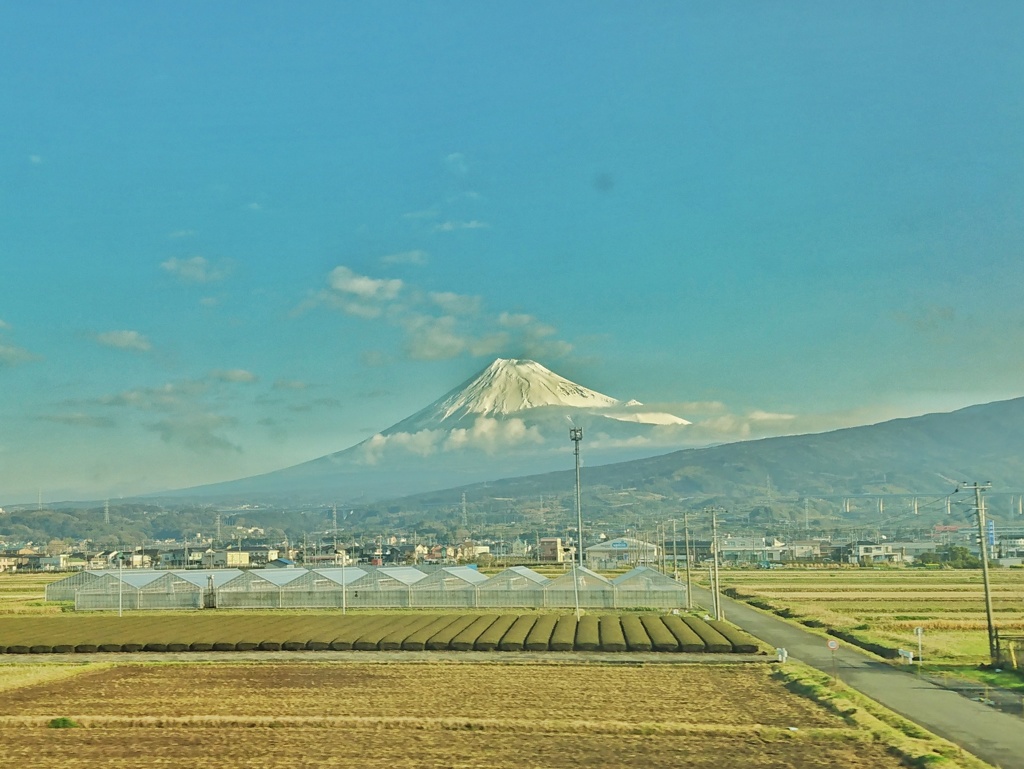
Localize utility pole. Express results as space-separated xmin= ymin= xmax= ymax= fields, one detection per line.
xmin=965 ymin=482 xmax=997 ymax=663
xmin=683 ymin=511 xmax=693 ymax=610
xmin=711 ymin=508 xmax=724 ymax=621
xmin=570 ymin=427 xmax=584 ymax=568
xmin=672 ymin=519 xmax=679 ymax=582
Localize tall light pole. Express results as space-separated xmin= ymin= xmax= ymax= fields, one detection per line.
xmin=570 ymin=427 xmax=584 ymax=568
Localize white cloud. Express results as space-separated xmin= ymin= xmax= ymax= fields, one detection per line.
xmin=329 ymin=266 xmax=403 ymax=301
xmin=430 ymin=292 xmax=481 ymax=315
xmin=748 ymin=410 xmax=796 ymax=423
xmin=161 ymin=256 xmax=229 ymax=284
xmin=307 ymin=266 xmax=571 ymax=365
xmin=95 ymin=330 xmax=151 ymax=352
xmin=403 ymin=315 xmax=467 ymax=360
xmin=359 ymin=417 xmax=543 ymax=464
xmin=0 ymin=343 xmax=36 ymax=367
xmin=380 ymin=250 xmax=429 ymax=266
xmin=434 ymin=220 xmax=489 ymax=232
xmin=210 ymin=369 xmax=258 ymax=383
xmin=443 ymin=417 xmax=544 ymax=454
xmin=146 ymin=414 xmax=240 ymax=452
xmin=445 ymin=152 xmax=468 ymax=175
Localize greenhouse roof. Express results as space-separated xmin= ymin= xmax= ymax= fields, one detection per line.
xmin=374 ymin=566 xmax=429 ymax=586
xmin=176 ymin=569 xmax=244 ymax=588
xmin=479 ymin=566 xmax=550 ymax=587
xmin=546 ymin=567 xmax=614 ymax=590
xmin=311 ymin=567 xmax=368 ymax=586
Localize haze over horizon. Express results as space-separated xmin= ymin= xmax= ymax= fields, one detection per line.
xmin=2 ymin=3 xmax=1023 ymax=503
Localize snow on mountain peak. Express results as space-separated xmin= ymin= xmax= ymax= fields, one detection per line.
xmin=435 ymin=358 xmax=620 ymax=420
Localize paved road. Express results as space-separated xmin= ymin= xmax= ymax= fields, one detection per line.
xmin=692 ymin=585 xmax=1024 ymax=769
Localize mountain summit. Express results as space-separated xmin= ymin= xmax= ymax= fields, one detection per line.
xmin=385 ymin=358 xmax=653 ymax=434
xmin=160 ymin=358 xmax=693 ymax=502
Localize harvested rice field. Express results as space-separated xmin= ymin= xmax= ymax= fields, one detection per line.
xmin=0 ymin=661 xmax=922 ymax=769
xmin=718 ymin=568 xmax=1024 ymax=663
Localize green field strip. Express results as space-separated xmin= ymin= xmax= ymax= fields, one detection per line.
xmin=598 ymin=615 xmax=627 ymax=652
xmin=497 ymin=614 xmax=537 ymax=651
xmin=378 ymin=614 xmax=443 ymax=651
xmin=661 ymin=614 xmax=705 ymax=652
xmin=524 ymin=614 xmax=558 ymax=651
xmin=575 ymin=615 xmax=600 ymax=651
xmin=352 ymin=616 xmax=415 ymax=650
xmin=549 ymin=615 xmax=577 ymax=651
xmin=401 ymin=615 xmax=461 ymax=651
xmin=473 ymin=614 xmax=518 ymax=651
xmin=639 ymin=615 xmax=679 ymax=652
xmin=451 ymin=615 xmax=500 ymax=651
xmin=708 ymin=620 xmax=760 ymax=653
xmin=683 ymin=617 xmax=732 ymax=654
xmin=425 ymin=614 xmax=482 ymax=650
xmin=0 ymin=611 xmax=768 ymax=654
xmin=620 ymin=614 xmax=653 ymax=652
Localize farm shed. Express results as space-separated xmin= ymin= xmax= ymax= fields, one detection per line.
xmin=545 ymin=567 xmax=616 ymax=608
xmin=612 ymin=566 xmax=686 ymax=608
xmin=585 ymin=537 xmax=660 ymax=569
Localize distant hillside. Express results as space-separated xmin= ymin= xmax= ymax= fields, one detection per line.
xmin=390 ymin=397 xmax=1024 ymax=522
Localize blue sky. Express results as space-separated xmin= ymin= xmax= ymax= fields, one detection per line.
xmin=2 ymin=2 xmax=1023 ymax=502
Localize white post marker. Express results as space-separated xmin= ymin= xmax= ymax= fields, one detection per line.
xmin=827 ymin=639 xmax=839 ymax=681
xmin=776 ymin=647 xmax=788 ymax=663
xmin=914 ymin=626 xmax=924 ymax=665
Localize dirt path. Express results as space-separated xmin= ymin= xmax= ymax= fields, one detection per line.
xmin=692 ymin=584 xmax=1024 ymax=769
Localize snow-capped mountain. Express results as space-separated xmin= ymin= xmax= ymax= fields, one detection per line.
xmin=158 ymin=358 xmax=692 ymax=502
xmin=385 ymin=358 xmax=689 ymax=434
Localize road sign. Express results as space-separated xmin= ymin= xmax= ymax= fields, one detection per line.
xmin=827 ymin=639 xmax=839 ymax=651
xmin=914 ymin=626 xmax=924 ymax=636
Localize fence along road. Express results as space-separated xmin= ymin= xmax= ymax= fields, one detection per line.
xmin=691 ymin=584 xmax=1024 ymax=769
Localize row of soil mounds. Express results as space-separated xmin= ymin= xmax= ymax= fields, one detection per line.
xmin=0 ymin=613 xmax=761 ymax=654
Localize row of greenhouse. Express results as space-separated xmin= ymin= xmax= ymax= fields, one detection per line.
xmin=46 ymin=565 xmax=687 ymax=611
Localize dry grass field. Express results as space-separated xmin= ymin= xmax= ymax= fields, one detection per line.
xmin=717 ymin=568 xmax=1024 ymax=663
xmin=0 ymin=661 xmax=947 ymax=769
xmin=0 ymin=573 xmax=65 ymax=615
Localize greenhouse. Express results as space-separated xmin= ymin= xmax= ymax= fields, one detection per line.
xmin=47 ymin=563 xmax=687 ymax=611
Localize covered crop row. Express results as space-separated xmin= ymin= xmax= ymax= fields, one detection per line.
xmin=0 ymin=613 xmax=761 ymax=654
